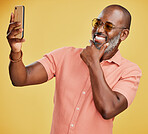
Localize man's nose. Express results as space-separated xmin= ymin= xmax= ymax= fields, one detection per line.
xmin=97 ymin=25 xmax=105 ymax=33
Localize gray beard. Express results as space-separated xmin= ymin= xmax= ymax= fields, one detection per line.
xmin=104 ymin=32 xmax=121 ymax=53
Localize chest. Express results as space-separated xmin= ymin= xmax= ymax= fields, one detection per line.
xmin=55 ymin=60 xmax=122 ymax=102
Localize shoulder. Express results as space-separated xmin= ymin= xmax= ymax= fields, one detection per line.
xmin=120 ymin=57 xmax=142 ymax=77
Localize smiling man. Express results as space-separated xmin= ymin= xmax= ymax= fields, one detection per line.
xmin=7 ymin=4 xmax=141 ymax=134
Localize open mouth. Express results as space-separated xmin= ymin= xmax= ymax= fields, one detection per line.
xmin=93 ymin=33 xmax=108 ymax=45
xmin=94 ymin=36 xmax=106 ymax=44
xmin=93 ymin=34 xmax=108 ymax=49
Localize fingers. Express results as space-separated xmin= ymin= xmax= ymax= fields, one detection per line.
xmin=7 ymin=22 xmax=21 ymax=34
xmin=99 ymin=43 xmax=109 ymax=56
xmin=7 ymin=12 xmax=21 ymax=34
xmin=7 ymin=28 xmax=23 ymax=39
xmin=89 ymin=39 xmax=109 ymax=51
xmin=100 ymin=43 xmax=109 ymax=51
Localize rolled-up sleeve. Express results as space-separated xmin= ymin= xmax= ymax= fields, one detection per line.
xmin=37 ymin=47 xmax=68 ymax=81
xmin=38 ymin=54 xmax=56 ymax=80
xmin=112 ymin=66 xmax=142 ymax=107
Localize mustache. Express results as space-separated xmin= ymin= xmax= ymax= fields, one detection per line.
xmin=93 ymin=32 xmax=108 ymax=42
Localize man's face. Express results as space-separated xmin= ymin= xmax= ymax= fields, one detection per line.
xmin=92 ymin=8 xmax=124 ymax=52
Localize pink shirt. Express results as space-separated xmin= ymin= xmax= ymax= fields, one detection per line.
xmin=38 ymin=47 xmax=142 ymax=134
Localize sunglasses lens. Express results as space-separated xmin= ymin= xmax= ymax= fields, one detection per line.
xmin=92 ymin=18 xmax=101 ymax=28
xmin=104 ymin=22 xmax=113 ymax=32
xmin=92 ymin=18 xmax=114 ymax=32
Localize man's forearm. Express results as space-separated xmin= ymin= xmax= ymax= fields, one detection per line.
xmin=9 ymin=51 xmax=27 ymax=86
xmin=88 ymin=61 xmax=120 ymax=119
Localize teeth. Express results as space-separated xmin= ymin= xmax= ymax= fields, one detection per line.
xmin=95 ymin=36 xmax=105 ymax=41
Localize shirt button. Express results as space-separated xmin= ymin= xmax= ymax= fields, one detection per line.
xmin=70 ymin=124 xmax=74 ymax=127
xmin=82 ymin=91 xmax=86 ymax=94
xmin=76 ymin=107 xmax=80 ymax=110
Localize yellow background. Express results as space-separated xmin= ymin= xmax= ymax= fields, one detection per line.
xmin=0 ymin=0 xmax=147 ymax=134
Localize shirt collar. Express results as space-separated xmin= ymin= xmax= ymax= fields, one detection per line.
xmin=105 ymin=50 xmax=122 ymax=66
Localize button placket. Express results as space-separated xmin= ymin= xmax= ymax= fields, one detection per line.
xmin=69 ymin=90 xmax=87 ymax=130
xmin=68 ymin=77 xmax=91 ymax=134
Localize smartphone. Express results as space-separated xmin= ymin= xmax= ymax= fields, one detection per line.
xmin=14 ymin=5 xmax=25 ymax=39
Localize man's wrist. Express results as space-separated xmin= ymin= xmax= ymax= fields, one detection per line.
xmin=9 ymin=50 xmax=23 ymax=62
xmin=88 ymin=59 xmax=100 ymax=69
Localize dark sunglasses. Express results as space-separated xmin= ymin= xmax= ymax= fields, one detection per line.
xmin=92 ymin=18 xmax=127 ymax=32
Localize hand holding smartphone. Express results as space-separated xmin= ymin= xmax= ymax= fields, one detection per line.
xmin=6 ymin=5 xmax=25 ymax=53
xmin=14 ymin=5 xmax=25 ymax=39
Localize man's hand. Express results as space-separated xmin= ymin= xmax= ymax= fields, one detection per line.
xmin=6 ymin=13 xmax=25 ymax=53
xmin=80 ymin=40 xmax=109 ymax=66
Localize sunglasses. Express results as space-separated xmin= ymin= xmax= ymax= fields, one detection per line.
xmin=92 ymin=18 xmax=127 ymax=32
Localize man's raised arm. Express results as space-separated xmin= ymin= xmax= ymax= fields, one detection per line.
xmin=7 ymin=13 xmax=48 ymax=86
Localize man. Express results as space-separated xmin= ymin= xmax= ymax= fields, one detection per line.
xmin=7 ymin=4 xmax=142 ymax=134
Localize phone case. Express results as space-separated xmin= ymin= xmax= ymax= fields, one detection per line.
xmin=14 ymin=5 xmax=25 ymax=39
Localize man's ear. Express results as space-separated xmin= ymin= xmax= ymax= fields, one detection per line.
xmin=120 ymin=29 xmax=129 ymax=41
